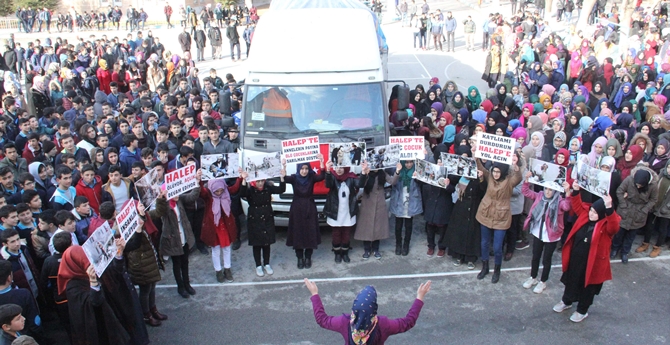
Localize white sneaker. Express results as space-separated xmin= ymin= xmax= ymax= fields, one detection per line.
xmin=569 ymin=311 xmax=588 ymax=323
xmin=553 ymin=301 xmax=573 ymax=313
xmin=522 ymin=277 xmax=538 ymax=289
xmin=255 ymin=266 xmax=264 ymax=277
xmin=264 ymin=264 xmax=274 ymax=275
xmin=533 ymin=281 xmax=546 ymax=294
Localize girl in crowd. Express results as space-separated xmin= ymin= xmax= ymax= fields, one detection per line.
xmin=283 ymin=156 xmax=325 ymax=269
xmin=356 ymin=161 xmax=395 ymax=258
xmin=388 ymin=161 xmax=421 ymax=257
xmin=323 ymin=161 xmax=358 ymax=263
xmin=637 ymin=160 xmax=670 ymax=258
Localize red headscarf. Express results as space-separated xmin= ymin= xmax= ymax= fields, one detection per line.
xmin=331 ymin=167 xmax=358 ymax=182
xmin=616 ymin=144 xmax=644 ymax=180
xmin=554 ymin=148 xmax=570 ymax=167
xmin=57 ymin=246 xmax=91 ymax=295
xmin=603 ymin=63 xmax=614 ymax=85
xmin=480 ymin=99 xmax=494 ymax=115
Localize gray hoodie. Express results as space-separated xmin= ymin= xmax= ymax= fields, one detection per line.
xmin=94 ymin=90 xmax=107 ymax=117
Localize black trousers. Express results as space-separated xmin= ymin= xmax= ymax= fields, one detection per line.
xmin=186 ymin=207 xmax=205 ymax=249
xmin=505 ymin=214 xmax=523 ymax=253
xmin=363 ymin=240 xmax=380 ymax=252
xmin=138 ymin=282 xmax=156 ymax=314
xmin=253 ymin=245 xmax=271 ymax=266
xmin=611 ymin=227 xmax=637 ymax=254
xmin=644 ymin=215 xmax=669 ymax=246
xmin=171 ymin=244 xmax=190 ymax=286
xmin=530 ymin=236 xmax=558 ymax=282
xmin=426 ymin=223 xmax=446 ymax=250
xmin=295 ymin=248 xmax=313 ymax=259
xmin=395 ymin=216 xmax=413 ymax=245
xmin=562 ymin=283 xmax=601 ymax=314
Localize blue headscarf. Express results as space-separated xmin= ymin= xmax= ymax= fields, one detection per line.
xmin=294 ymin=163 xmax=314 ymax=186
xmin=553 ymin=61 xmax=565 ymax=77
xmin=472 ymin=109 xmax=487 ymax=124
xmin=591 ymin=116 xmax=614 ymax=134
xmin=507 ymin=119 xmax=521 ymax=135
xmin=645 ymin=87 xmax=658 ymax=102
xmin=591 ymin=97 xmax=610 ymax=119
xmin=442 ymin=125 xmax=456 ymax=144
xmin=612 ymin=82 xmax=633 ymax=109
xmin=349 ymin=286 xmax=379 ymax=345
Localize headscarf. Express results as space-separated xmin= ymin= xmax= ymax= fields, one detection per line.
xmin=591 ymin=116 xmax=613 ymax=134
xmin=588 ymin=137 xmax=608 ymax=167
xmin=578 ymin=85 xmax=590 ymax=105
xmin=555 ymin=148 xmax=570 ymax=166
xmin=533 ymin=103 xmax=544 ymax=115
xmin=294 ymin=162 xmax=314 ymax=186
xmin=529 ymin=186 xmax=561 ymax=230
xmin=599 ymin=156 xmax=616 ymax=171
xmin=511 ymin=127 xmax=527 ymax=146
xmin=634 ymin=169 xmax=652 ymax=192
xmin=480 ymin=99 xmax=493 ymax=114
xmin=3 ymin=71 xmax=21 ymax=92
xmin=507 ymin=119 xmax=521 ymax=135
xmin=590 ymin=198 xmax=608 ymax=220
xmin=612 ymin=82 xmax=633 ymax=109
xmin=530 ymin=132 xmax=545 ymax=158
xmin=32 ymin=76 xmax=46 ymax=93
xmin=606 ymin=138 xmax=623 ymax=158
xmin=442 ymin=125 xmax=456 ymax=144
xmin=472 ymin=109 xmax=487 ymax=124
xmin=539 ymin=94 xmax=552 ymax=110
xmin=451 ymin=91 xmax=465 ymax=109
xmin=456 ymin=108 xmax=470 ymax=127
xmin=538 ymin=112 xmax=549 ymax=127
xmin=645 ymin=87 xmax=658 ymax=102
xmin=98 ymin=59 xmax=108 ymax=70
xmin=349 ymin=286 xmax=379 ymax=345
xmin=431 ymin=102 xmax=444 ymax=116
xmin=542 ymin=84 xmax=556 ymax=97
xmin=490 ymin=162 xmax=510 ymax=181
xmin=654 ymin=94 xmax=667 ymax=111
xmin=332 ymin=167 xmax=357 ymax=183
xmin=654 ymin=139 xmax=670 ymax=161
xmin=209 ymin=178 xmax=231 ymax=225
xmin=57 ymin=246 xmax=91 ymax=295
xmin=552 ymin=102 xmax=565 ymax=119
xmin=466 ymin=86 xmax=482 ymax=109
xmin=553 ymin=131 xmax=567 ymax=149
xmin=29 ymin=162 xmax=46 ymax=188
xmin=577 ymin=116 xmax=593 ymax=136
xmin=527 ymin=115 xmax=543 ymax=135
xmin=398 ymin=161 xmax=415 ymax=188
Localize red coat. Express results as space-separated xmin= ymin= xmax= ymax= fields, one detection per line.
xmin=97 ymin=68 xmax=112 ymax=94
xmin=562 ymin=193 xmax=621 ymax=287
xmin=200 ymin=178 xmax=242 ymax=247
xmin=75 ymin=176 xmax=103 ymax=215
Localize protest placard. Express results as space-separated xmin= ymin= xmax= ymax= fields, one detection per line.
xmin=440 ymin=152 xmax=477 ymax=179
xmin=328 ymin=142 xmax=366 ymax=168
xmin=365 ymin=144 xmax=401 ymax=170
xmin=115 ymin=199 xmax=141 ymax=242
xmin=82 ymin=221 xmax=116 ymax=277
xmin=413 ymin=159 xmax=448 ymax=188
xmin=390 ymin=136 xmax=425 ymax=160
xmin=201 ymin=153 xmax=240 ymax=180
xmin=528 ymin=158 xmax=567 ymax=192
xmin=244 ymin=152 xmax=283 ymax=182
xmin=135 ymin=167 xmax=162 ymax=208
xmin=165 ymin=164 xmax=198 ymax=199
xmin=575 ymin=155 xmax=611 ymax=197
xmin=474 ymin=132 xmax=515 ymax=165
xmin=281 ymin=136 xmax=320 ymax=164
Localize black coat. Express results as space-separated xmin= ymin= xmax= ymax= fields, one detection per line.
xmin=178 ymin=32 xmax=192 ymax=52
xmin=420 ymin=178 xmax=455 ymax=225
xmin=3 ymin=50 xmax=17 ymax=73
xmin=226 ymin=25 xmax=239 ymax=43
xmin=195 ymin=29 xmax=207 ymax=48
xmin=323 ymin=174 xmax=359 ymax=220
xmin=208 ymin=27 xmax=223 ymax=46
xmin=443 ymin=178 xmax=487 ymax=257
xmin=31 ymin=89 xmax=51 ymax=118
xmin=240 ymin=182 xmax=286 ymax=246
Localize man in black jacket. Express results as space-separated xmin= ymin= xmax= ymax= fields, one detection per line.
xmin=178 ymin=27 xmax=192 ymax=54
xmin=226 ymin=20 xmax=240 ymax=62
xmin=208 ymin=23 xmax=223 ymax=60
xmin=194 ymin=24 xmax=207 ymax=62
xmin=3 ymin=46 xmax=17 ymax=74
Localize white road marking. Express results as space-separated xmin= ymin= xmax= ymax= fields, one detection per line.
xmin=413 ymin=54 xmax=432 ymax=79
xmin=444 ymin=60 xmax=469 ymax=90
xmin=155 ymin=255 xmax=670 ymax=288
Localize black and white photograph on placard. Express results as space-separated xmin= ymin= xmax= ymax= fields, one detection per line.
xmin=244 ymin=152 xmax=283 ymax=182
xmin=365 ymin=144 xmax=401 ymax=170
xmin=576 ymin=156 xmax=612 ymax=197
xmin=528 ymin=158 xmax=567 ymax=192
xmin=329 ymin=142 xmax=366 ymax=168
xmin=134 ymin=167 xmax=162 ymax=208
xmin=201 ymin=153 xmax=240 ymax=180
xmin=440 ymin=152 xmax=477 ymax=179
xmin=82 ymin=222 xmax=117 ymax=276
xmin=413 ymin=159 xmax=448 ymax=188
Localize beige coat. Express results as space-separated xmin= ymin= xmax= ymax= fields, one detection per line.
xmin=475 ymin=159 xmax=524 ymax=230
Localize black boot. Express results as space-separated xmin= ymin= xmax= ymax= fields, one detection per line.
xmin=297 ymin=258 xmax=305 ymax=269
xmin=477 ymin=260 xmax=489 ymax=280
xmin=176 ymin=281 xmax=189 ymax=298
xmin=342 ymin=244 xmax=351 ymax=263
xmin=184 ymin=281 xmax=196 ymax=295
xmin=491 ymin=264 xmax=501 ymax=284
xmin=334 ymin=249 xmax=342 ymax=263
xmin=395 ymin=238 xmax=402 ymax=255
xmin=401 ymin=239 xmax=410 ymax=256
xmin=305 ymin=257 xmax=312 ymax=269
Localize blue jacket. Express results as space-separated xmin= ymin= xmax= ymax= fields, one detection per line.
xmin=71 ymin=209 xmax=97 ymax=240
xmin=107 ymin=92 xmax=120 ymax=109
xmin=388 ymin=174 xmax=423 ymax=217
xmin=119 ymin=146 xmax=141 ymax=175
xmin=49 ymin=186 xmax=77 ymax=211
xmin=444 ymin=17 xmax=457 ymax=32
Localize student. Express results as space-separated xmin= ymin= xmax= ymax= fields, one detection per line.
xmin=101 ymin=165 xmax=136 ymax=212
xmin=7 ymin=173 xmax=39 ymax=206
xmin=155 ymin=126 xmax=179 ymax=158
xmin=0 ymin=143 xmax=28 ymax=180
xmin=119 ymin=134 xmax=142 ymax=176
xmin=28 ymin=162 xmax=53 ymax=207
xmin=167 ymin=146 xmax=193 ymax=173
xmin=97 ymin=147 xmax=128 ymax=184
xmin=21 ymin=190 xmax=42 ymax=220
xmin=48 ymin=210 xmax=81 ymax=255
xmin=71 ymin=196 xmax=97 ymax=239
xmin=55 ymin=134 xmax=90 ymax=166
xmin=31 ymin=210 xmax=57 ymax=269
xmin=14 ymin=204 xmax=36 ymax=256
xmin=0 ymin=168 xmax=21 ymax=200
xmin=38 ymin=232 xmax=71 ymax=340
xmin=323 ymin=161 xmax=358 ymax=263
xmin=0 ymin=230 xmax=39 ymax=300
xmin=130 ymin=162 xmax=147 ymax=183
xmin=0 ymin=206 xmax=18 ymax=233
xmin=74 ymin=164 xmax=103 ymax=214
xmin=0 ymin=304 xmax=26 ymax=344
xmin=49 ymin=166 xmax=76 ymax=211
xmin=0 ymin=261 xmax=41 ymax=339
xmin=21 ymin=134 xmax=42 ymax=165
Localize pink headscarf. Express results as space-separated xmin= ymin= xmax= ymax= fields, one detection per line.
xmin=208 ymin=179 xmax=231 ymax=225
xmin=542 ymin=84 xmax=556 ymax=97
xmin=538 ymin=112 xmax=549 ymax=126
xmin=654 ymin=94 xmax=668 ymax=110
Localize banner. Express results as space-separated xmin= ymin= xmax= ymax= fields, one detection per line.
xmin=165 ymin=164 xmax=198 ymax=199
xmin=328 ymin=142 xmax=366 ymax=168
xmin=135 ymin=168 xmax=162 ymax=208
xmin=474 ymin=132 xmax=515 ymax=165
xmin=440 ymin=152 xmax=477 ymax=179
xmin=244 ymin=152 xmax=283 ymax=182
xmin=391 ymin=136 xmax=425 ymax=160
xmin=575 ymin=155 xmax=611 ymax=197
xmin=414 ymin=159 xmax=449 ymax=188
xmin=115 ymin=199 xmax=141 ymax=242
xmin=281 ymin=136 xmax=320 ymax=164
xmin=201 ymin=153 xmax=240 ymax=180
xmin=365 ymin=144 xmax=401 ymax=170
xmin=82 ymin=221 xmax=116 ymax=277
xmin=529 ymin=158 xmax=567 ymax=192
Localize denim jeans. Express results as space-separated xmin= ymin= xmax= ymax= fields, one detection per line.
xmin=611 ymin=227 xmax=637 ymax=254
xmin=481 ymin=225 xmax=506 ymax=265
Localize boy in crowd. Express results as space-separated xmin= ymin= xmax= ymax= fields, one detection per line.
xmin=15 ymin=204 xmax=37 ymax=252
xmin=75 ymin=165 xmax=103 ymax=214
xmin=119 ymin=134 xmax=142 ymax=176
xmin=21 ymin=134 xmax=42 ymax=165
xmin=49 ymin=166 xmax=76 ymax=211
xmin=21 ymin=190 xmax=42 ymax=220
xmin=101 ymin=165 xmax=135 ymax=212
xmin=71 ymin=196 xmax=97 ymax=238
xmin=0 ymin=229 xmax=39 ymax=301
xmin=13 ymin=119 xmax=32 ymax=156
xmin=0 ymin=304 xmax=27 ymax=343
xmin=55 ymin=134 xmax=90 ymax=166
xmin=0 ymin=261 xmax=40 ymax=337
xmin=0 ymin=206 xmax=18 ymax=232
xmin=130 ymin=162 xmax=147 ymax=183
xmin=0 ymin=143 xmax=28 ymax=180
xmin=141 ymin=148 xmax=155 ymax=170
xmin=155 ymin=126 xmax=179 ymax=157
xmin=32 ymin=210 xmax=57 ymax=263
xmin=0 ymin=168 xmax=18 ymax=199
xmin=48 ymin=210 xmax=81 ymax=255
xmin=7 ymin=173 xmax=38 ymax=206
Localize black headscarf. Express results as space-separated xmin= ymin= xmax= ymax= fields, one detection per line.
xmin=364 ymin=170 xmax=386 ymax=195
xmin=633 ymin=169 xmax=652 ymax=192
xmin=590 ymin=198 xmax=607 ymax=220
xmin=490 ymin=162 xmax=509 ymax=181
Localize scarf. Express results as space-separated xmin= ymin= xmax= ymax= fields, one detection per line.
xmin=606 ymin=138 xmax=623 ymax=159
xmin=553 ymin=131 xmax=567 ymax=150
xmin=349 ymin=286 xmax=379 ymax=345
xmin=555 ymin=148 xmax=570 ymax=166
xmin=399 ymin=162 xmax=415 ymax=188
xmin=442 ymin=125 xmax=456 ymax=144
xmin=452 ymin=91 xmax=465 ymax=109
xmin=57 ymin=246 xmax=91 ymax=295
xmin=295 ymin=163 xmax=314 ymax=186
xmin=588 ymin=137 xmax=608 ymax=168
xmin=529 ymin=190 xmax=561 ymax=231
xmin=467 ymin=86 xmax=482 ymax=109
xmin=29 ymin=162 xmax=46 ymax=188
xmin=511 ymin=127 xmax=528 ymax=146
xmin=332 ymin=167 xmax=357 ymax=182
xmin=634 ymin=169 xmax=652 ymax=192
xmin=209 ymin=178 xmax=231 ymax=225
xmin=530 ymin=132 xmax=545 ymax=158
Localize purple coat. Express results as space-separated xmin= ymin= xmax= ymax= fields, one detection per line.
xmin=310 ymin=294 xmax=424 ymax=344
xmin=522 ymin=182 xmax=571 ymax=242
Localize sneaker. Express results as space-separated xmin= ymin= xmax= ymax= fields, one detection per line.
xmin=453 ymin=258 xmax=462 ymax=266
xmin=467 ymin=262 xmax=475 ymax=270
xmin=216 ymin=270 xmax=224 ymax=283
xmin=363 ymin=251 xmax=371 ymax=259
xmin=223 ymin=268 xmax=234 ymax=283
xmin=569 ymin=311 xmax=588 ymax=323
xmin=264 ymin=264 xmax=274 ymax=275
xmin=533 ymin=281 xmax=546 ymax=294
xmin=523 ymin=277 xmax=538 ymax=289
xmin=515 ymin=241 xmax=530 ymax=250
xmin=437 ymin=249 xmax=445 ymax=258
xmin=374 ymin=251 xmax=382 ymax=259
xmin=553 ymin=301 xmax=573 ymax=313
xmin=621 ymin=253 xmax=628 ymax=264
xmin=427 ymin=248 xmax=435 ymax=257
xmin=255 ymin=266 xmax=264 ymax=277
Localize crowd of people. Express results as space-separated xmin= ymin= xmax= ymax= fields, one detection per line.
xmin=0 ymin=0 xmax=666 ymax=343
